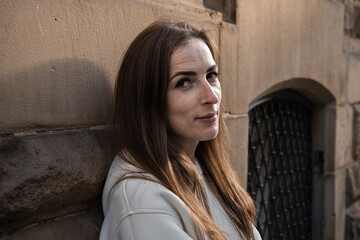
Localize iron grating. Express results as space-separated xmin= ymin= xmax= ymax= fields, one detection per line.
xmin=247 ymin=91 xmax=313 ymax=240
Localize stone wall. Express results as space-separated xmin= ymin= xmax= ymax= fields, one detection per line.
xmin=345 ymin=105 xmax=360 ymax=239
xmin=0 ymin=127 xmax=115 ymax=234
xmin=0 ymin=0 xmax=359 ymax=239
xmin=344 ymin=0 xmax=360 ymax=238
xmin=0 ymin=1 xmax=223 ymax=238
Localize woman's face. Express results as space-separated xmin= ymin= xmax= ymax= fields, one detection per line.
xmin=167 ymin=38 xmax=221 ymax=151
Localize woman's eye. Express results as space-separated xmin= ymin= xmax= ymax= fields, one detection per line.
xmin=175 ymin=79 xmax=191 ymax=88
xmin=206 ymin=72 xmax=218 ymax=80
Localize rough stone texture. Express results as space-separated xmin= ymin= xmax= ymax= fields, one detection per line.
xmin=0 ymin=208 xmax=103 ymax=240
xmin=0 ymin=127 xmax=116 ymax=233
xmin=224 ymin=114 xmax=249 ymax=186
xmin=335 ymin=105 xmax=353 ymax=169
xmin=344 ymin=0 xmax=360 ymax=39
xmin=343 ymin=35 xmax=360 ymax=57
xmin=348 ymin=57 xmax=360 ymax=103
xmin=345 ymin=200 xmax=360 ymax=240
xmin=203 ymin=0 xmax=236 ymax=23
xmin=346 ymin=160 xmax=360 ymax=206
xmin=354 ymin=104 xmax=360 ymax=161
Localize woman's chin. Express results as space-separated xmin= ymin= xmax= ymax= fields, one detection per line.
xmin=199 ymin=130 xmax=219 ymax=141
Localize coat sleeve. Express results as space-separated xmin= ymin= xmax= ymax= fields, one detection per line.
xmin=113 ymin=211 xmax=194 ymax=240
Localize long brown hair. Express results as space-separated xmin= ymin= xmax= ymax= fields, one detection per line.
xmin=113 ymin=20 xmax=256 ymax=239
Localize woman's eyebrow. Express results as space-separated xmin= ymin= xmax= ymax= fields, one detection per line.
xmin=207 ymin=64 xmax=217 ymax=72
xmin=170 ymin=71 xmax=196 ymax=81
xmin=170 ymin=64 xmax=218 ymax=81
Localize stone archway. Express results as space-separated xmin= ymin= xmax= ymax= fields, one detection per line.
xmin=248 ymin=78 xmax=337 ymax=240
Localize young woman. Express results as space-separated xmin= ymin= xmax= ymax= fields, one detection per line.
xmin=100 ymin=20 xmax=261 ymax=240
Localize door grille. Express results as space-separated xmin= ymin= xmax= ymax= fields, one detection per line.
xmin=247 ymin=90 xmax=313 ymax=240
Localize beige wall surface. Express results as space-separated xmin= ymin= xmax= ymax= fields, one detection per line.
xmin=0 ymin=0 xmax=220 ymax=134
xmin=239 ymin=0 xmax=346 ymax=107
xmin=1 ymin=0 xmax=360 ymax=239
xmin=1 ymin=0 xmax=154 ymax=134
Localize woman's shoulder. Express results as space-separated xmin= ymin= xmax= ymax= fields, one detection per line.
xmin=102 ymin=154 xmax=187 ymax=215
xmin=100 ymin=155 xmax=198 ymax=240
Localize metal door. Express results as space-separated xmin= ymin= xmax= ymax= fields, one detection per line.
xmin=247 ymin=90 xmax=313 ymax=240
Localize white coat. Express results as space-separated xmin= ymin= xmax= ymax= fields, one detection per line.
xmin=100 ymin=155 xmax=262 ymax=240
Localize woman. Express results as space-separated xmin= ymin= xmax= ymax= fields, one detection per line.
xmin=100 ymin=20 xmax=261 ymax=240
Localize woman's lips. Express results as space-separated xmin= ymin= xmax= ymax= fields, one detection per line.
xmin=195 ymin=112 xmax=217 ymax=123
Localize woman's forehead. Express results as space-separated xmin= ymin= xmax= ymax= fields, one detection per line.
xmin=170 ymin=39 xmax=215 ymax=73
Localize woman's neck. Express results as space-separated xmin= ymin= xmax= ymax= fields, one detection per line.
xmin=175 ymin=138 xmax=198 ymax=163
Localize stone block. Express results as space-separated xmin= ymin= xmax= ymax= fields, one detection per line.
xmin=346 ymin=160 xmax=360 ymax=207
xmin=0 ymin=0 xmax=158 ymax=133
xmin=323 ymin=103 xmax=337 ymax=174
xmin=0 ymin=127 xmax=116 ymax=233
xmin=323 ymin=173 xmax=336 ymax=240
xmin=345 ymin=200 xmax=360 ymax=240
xmin=335 ymin=105 xmax=353 ymax=169
xmin=323 ymin=168 xmax=347 ymax=240
xmin=0 ymin=208 xmax=103 ymax=240
xmin=220 ymin=24 xmax=249 ymax=114
xmin=224 ymin=114 xmax=249 ymax=186
xmin=348 ymin=57 xmax=360 ymax=104
xmin=0 ymin=59 xmax=112 ymax=134
xmin=354 ymin=104 xmax=360 ymax=161
xmin=336 ymin=168 xmax=347 ymax=240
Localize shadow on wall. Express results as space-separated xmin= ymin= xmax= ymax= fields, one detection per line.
xmin=0 ymin=58 xmax=112 ymax=134
xmin=203 ymin=0 xmax=236 ymax=24
xmin=0 ymin=59 xmax=117 ymax=236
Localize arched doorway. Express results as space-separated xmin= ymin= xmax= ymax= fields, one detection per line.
xmin=247 ymin=90 xmax=313 ymax=240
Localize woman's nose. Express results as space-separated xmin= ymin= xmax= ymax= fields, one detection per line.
xmin=200 ymin=81 xmax=220 ymax=105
